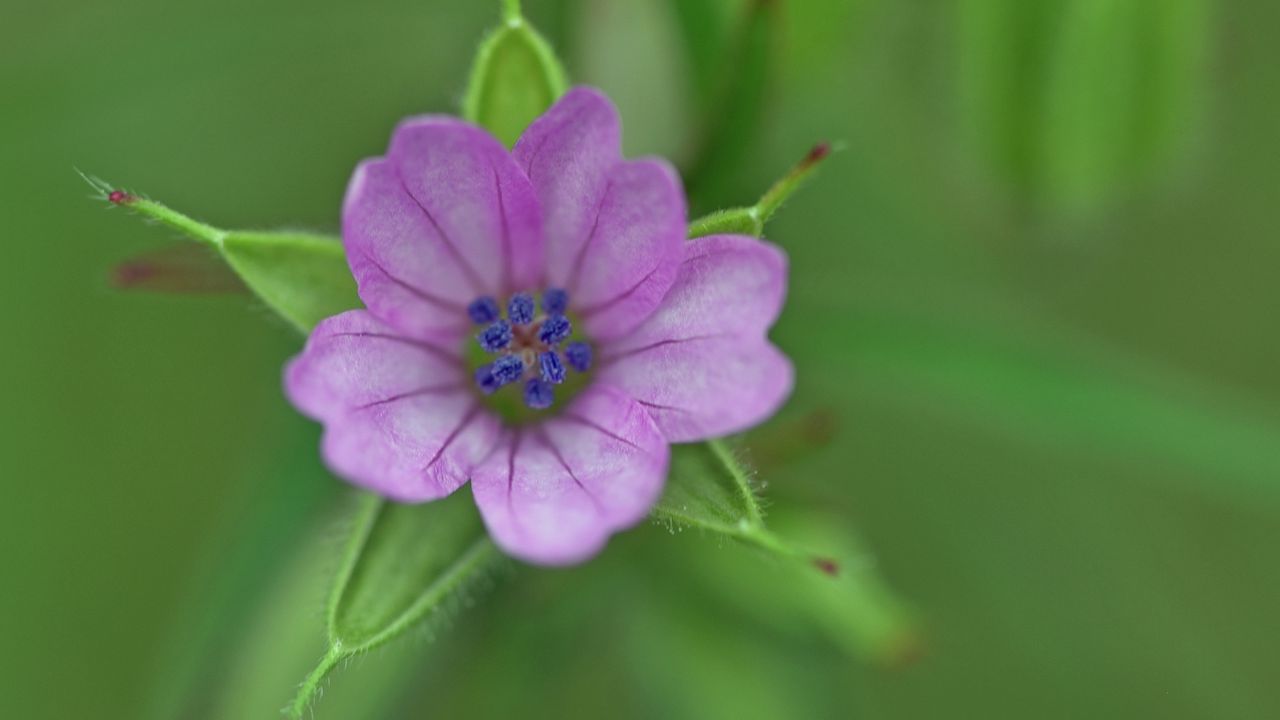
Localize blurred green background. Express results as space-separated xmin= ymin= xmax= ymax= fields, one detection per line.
xmin=3 ymin=0 xmax=1279 ymax=718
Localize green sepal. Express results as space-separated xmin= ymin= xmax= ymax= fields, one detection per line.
xmin=463 ymin=1 xmax=569 ymax=148
xmin=686 ymin=207 xmax=763 ymax=239
xmin=288 ymin=491 xmax=501 ymax=719
xmin=687 ymin=143 xmax=831 ymax=239
xmin=654 ymin=441 xmax=919 ymax=665
xmin=85 ymin=175 xmax=359 ymax=334
xmin=219 ymin=230 xmax=358 ymax=333
xmin=673 ymin=507 xmax=922 ymax=667
xmin=653 ymin=440 xmax=796 ymax=558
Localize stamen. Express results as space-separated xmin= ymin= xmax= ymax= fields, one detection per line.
xmin=474 ymin=364 xmax=500 ymax=395
xmin=491 ymin=354 xmax=525 ymax=386
xmin=508 ymin=293 xmax=535 ymax=325
xmin=467 ymin=296 xmax=500 ymax=324
xmin=539 ymin=351 xmax=566 ymax=384
xmin=467 ymin=287 xmax=592 ymax=413
xmin=542 ymin=287 xmax=569 ymax=315
xmin=538 ymin=314 xmax=572 ymax=345
xmin=477 ymin=320 xmax=513 ymax=352
xmin=564 ymin=341 xmax=592 ymax=372
xmin=523 ymin=378 xmax=554 ymax=409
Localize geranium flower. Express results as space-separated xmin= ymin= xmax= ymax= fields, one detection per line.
xmin=285 ymin=88 xmax=792 ymax=564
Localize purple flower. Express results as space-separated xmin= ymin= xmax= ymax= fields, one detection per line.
xmin=284 ymin=88 xmax=792 ymax=565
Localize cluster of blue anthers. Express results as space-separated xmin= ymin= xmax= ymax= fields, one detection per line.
xmin=468 ymin=288 xmax=592 ymax=410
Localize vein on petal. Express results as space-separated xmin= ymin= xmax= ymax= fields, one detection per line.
xmin=534 ymin=426 xmax=604 ymax=513
xmin=492 ymin=166 xmax=513 ymax=294
xmin=395 ymin=167 xmax=490 ymax=296
xmin=565 ymin=178 xmax=614 ymax=294
xmin=353 ymin=246 xmax=468 ymax=314
xmin=423 ymin=401 xmax=483 ymax=476
xmin=558 ymin=411 xmax=649 ymax=455
xmin=329 ymin=332 xmax=464 ymax=368
xmin=598 ymin=333 xmax=729 ymax=367
xmin=353 ymin=383 xmax=465 ymax=411
xmin=576 ymin=262 xmax=663 ymax=319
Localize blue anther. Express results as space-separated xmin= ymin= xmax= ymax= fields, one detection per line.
xmin=476 ymin=320 xmax=512 ymax=353
xmin=473 ymin=364 xmax=499 ymax=395
xmin=467 ymin=296 xmax=500 ymax=325
xmin=564 ymin=341 xmax=592 ymax=372
xmin=542 ymin=287 xmax=569 ymax=315
xmin=508 ymin=293 xmax=535 ymax=325
xmin=490 ymin=354 xmax=525 ymax=386
xmin=538 ymin=314 xmax=572 ymax=345
xmin=523 ymin=378 xmax=555 ymax=409
xmin=538 ymin=351 xmax=566 ymax=384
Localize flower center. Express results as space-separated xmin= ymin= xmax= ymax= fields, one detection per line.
xmin=466 ymin=288 xmax=593 ymax=422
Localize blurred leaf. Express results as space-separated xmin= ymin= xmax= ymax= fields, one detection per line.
xmin=745 ymin=407 xmax=838 ymax=473
xmin=831 ymin=299 xmax=1280 ymax=505
xmin=575 ymin=0 xmax=689 ymax=158
xmin=655 ymin=442 xmax=921 ymax=666
xmin=676 ymin=508 xmax=922 ymax=667
xmin=289 ymin=491 xmax=501 ymax=719
xmin=463 ymin=0 xmax=568 ymax=148
xmin=85 ymin=176 xmax=359 ymax=333
xmin=143 ymin=427 xmax=338 ymax=720
xmin=667 ymin=0 xmax=732 ymax=102
xmin=112 ymin=243 xmax=247 ymax=294
xmin=957 ymin=0 xmax=1207 ymax=211
xmin=681 ymin=0 xmax=780 ymax=205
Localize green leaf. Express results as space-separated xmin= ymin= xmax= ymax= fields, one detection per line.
xmin=85 ymin=175 xmax=359 ymax=334
xmin=463 ymin=0 xmax=568 ymax=148
xmin=288 ymin=491 xmax=501 ymax=719
xmin=687 ymin=142 xmax=832 ymax=239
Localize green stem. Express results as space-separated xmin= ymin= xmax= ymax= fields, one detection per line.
xmin=286 ymin=644 xmax=344 ymax=719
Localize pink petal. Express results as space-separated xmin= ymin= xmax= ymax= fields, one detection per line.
xmin=344 ymin=117 xmax=542 ymax=340
xmin=597 ymin=235 xmax=793 ymax=442
xmin=284 ymin=311 xmax=501 ymax=501
xmin=470 ymin=384 xmax=669 ymax=565
xmin=514 ymin=88 xmax=685 ymax=341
